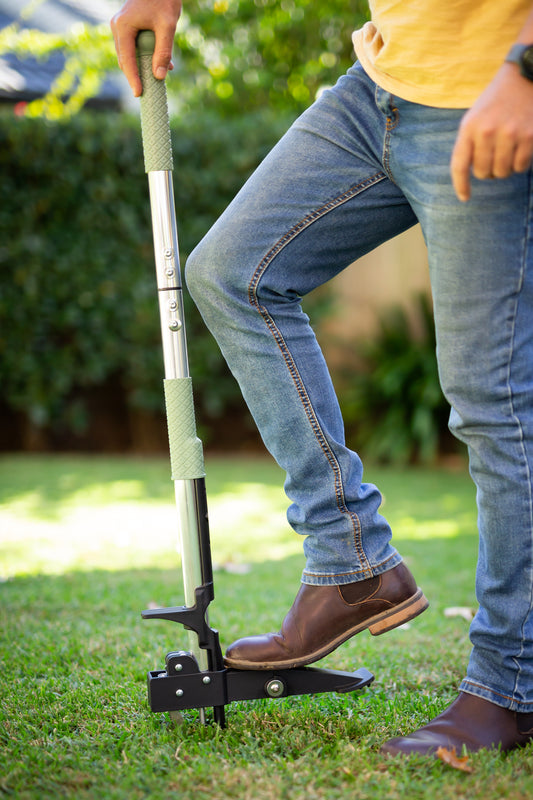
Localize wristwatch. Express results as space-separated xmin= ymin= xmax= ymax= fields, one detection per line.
xmin=505 ymin=43 xmax=533 ymax=81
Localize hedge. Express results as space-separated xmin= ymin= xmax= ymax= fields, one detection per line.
xmin=0 ymin=108 xmax=293 ymax=449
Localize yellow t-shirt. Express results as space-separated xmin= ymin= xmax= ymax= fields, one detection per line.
xmin=352 ymin=0 xmax=532 ymax=108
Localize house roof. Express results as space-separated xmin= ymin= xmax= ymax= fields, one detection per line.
xmin=0 ymin=0 xmax=125 ymax=108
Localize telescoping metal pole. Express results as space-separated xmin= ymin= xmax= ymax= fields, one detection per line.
xmin=136 ymin=31 xmax=208 ymax=677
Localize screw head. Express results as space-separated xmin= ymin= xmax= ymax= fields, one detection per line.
xmin=175 ymin=688 xmax=184 ymax=697
xmin=265 ymin=679 xmax=285 ymax=698
xmin=202 ymin=675 xmax=211 ymax=685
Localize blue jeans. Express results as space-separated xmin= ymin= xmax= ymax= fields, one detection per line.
xmin=186 ymin=63 xmax=533 ymax=711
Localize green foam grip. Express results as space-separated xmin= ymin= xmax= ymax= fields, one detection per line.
xmin=164 ymin=378 xmax=205 ymax=480
xmin=136 ymin=30 xmax=173 ymax=173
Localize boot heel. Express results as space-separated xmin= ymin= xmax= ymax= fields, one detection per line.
xmin=368 ymin=590 xmax=429 ymax=635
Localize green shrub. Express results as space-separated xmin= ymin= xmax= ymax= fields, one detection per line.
xmin=339 ymin=293 xmax=455 ymax=464
xmin=0 ymin=109 xmax=292 ymax=443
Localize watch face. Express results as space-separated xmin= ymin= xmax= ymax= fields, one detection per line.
xmin=523 ymin=46 xmax=533 ymax=79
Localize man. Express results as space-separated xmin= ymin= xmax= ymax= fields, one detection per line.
xmin=111 ymin=0 xmax=533 ymax=756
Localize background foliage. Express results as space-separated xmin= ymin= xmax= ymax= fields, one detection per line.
xmin=0 ymin=109 xmax=292 ymax=448
xmin=0 ymin=0 xmax=369 ymax=118
xmin=0 ymin=0 xmax=453 ymax=461
xmin=172 ymin=0 xmax=369 ymax=114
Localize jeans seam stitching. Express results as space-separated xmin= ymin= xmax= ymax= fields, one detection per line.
xmin=510 ymin=168 xmax=533 ymax=699
xmin=247 ymin=173 xmax=386 ymax=577
xmin=382 ymin=95 xmax=399 ymax=182
xmin=302 ymin=552 xmax=399 ymax=580
xmin=460 ymin=679 xmax=532 ymax=710
xmin=248 ymin=171 xmax=386 ymax=303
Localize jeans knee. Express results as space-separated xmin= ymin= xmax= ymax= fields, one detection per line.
xmin=185 ymin=227 xmax=256 ymax=322
xmin=185 ymin=237 xmax=235 ymax=321
xmin=184 ymin=240 xmax=211 ymax=307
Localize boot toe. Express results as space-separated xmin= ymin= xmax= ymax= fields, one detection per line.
xmin=224 ymin=633 xmax=286 ymax=668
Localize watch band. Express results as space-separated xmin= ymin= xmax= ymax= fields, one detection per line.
xmin=505 ymin=43 xmax=533 ymax=81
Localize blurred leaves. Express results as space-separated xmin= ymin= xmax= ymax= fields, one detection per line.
xmin=0 ymin=2 xmax=453 ymax=462
xmin=0 ymin=109 xmax=291 ymax=439
xmin=0 ymin=18 xmax=118 ymax=120
xmin=1 ymin=0 xmax=369 ymax=118
xmin=172 ymin=0 xmax=369 ymax=115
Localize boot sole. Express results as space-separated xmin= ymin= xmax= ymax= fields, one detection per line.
xmin=224 ymin=588 xmax=429 ymax=670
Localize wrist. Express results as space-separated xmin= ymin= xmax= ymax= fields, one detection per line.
xmin=505 ymin=43 xmax=533 ymax=81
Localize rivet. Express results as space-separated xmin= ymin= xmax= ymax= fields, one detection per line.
xmin=265 ymin=678 xmax=285 ymax=697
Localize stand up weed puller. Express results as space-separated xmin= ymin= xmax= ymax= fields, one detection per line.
xmin=136 ymin=30 xmax=374 ymax=727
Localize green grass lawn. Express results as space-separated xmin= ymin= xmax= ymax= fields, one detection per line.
xmin=1 ymin=453 xmax=533 ymax=799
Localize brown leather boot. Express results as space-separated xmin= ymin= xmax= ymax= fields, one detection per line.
xmin=224 ymin=562 xmax=428 ymax=670
xmin=381 ymin=692 xmax=533 ymax=756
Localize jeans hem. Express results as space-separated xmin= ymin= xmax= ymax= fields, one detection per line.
xmin=301 ymin=551 xmax=402 ymax=585
xmin=460 ymin=679 xmax=533 ymax=713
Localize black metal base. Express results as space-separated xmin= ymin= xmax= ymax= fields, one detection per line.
xmin=142 ymin=585 xmax=375 ymax=727
xmin=146 ymin=650 xmax=374 ymax=720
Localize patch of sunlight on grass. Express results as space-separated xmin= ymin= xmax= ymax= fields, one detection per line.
xmin=208 ymin=481 xmax=300 ymax=564
xmin=67 ymin=478 xmax=150 ymax=504
xmin=1 ymin=454 xmax=476 ymax=580
xmin=0 ymin=503 xmax=181 ymax=578
xmin=393 ymin=516 xmax=465 ymax=540
xmin=4 ymin=479 xmax=161 ymax=522
xmin=0 ymin=472 xmax=299 ymax=579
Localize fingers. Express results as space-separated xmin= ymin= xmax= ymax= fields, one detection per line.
xmin=452 ymin=121 xmax=533 ymax=203
xmin=514 ymin=134 xmax=533 ymax=173
xmin=110 ymin=0 xmax=182 ymax=97
xmin=110 ymin=13 xmax=143 ymax=97
xmin=451 ymin=115 xmax=507 ymax=203
xmin=450 ymin=128 xmax=474 ymax=202
xmin=152 ymin=29 xmax=176 ymax=81
xmin=450 ymin=65 xmax=533 ymax=202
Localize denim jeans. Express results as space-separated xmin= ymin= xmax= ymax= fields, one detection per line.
xmin=186 ymin=63 xmax=533 ymax=711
